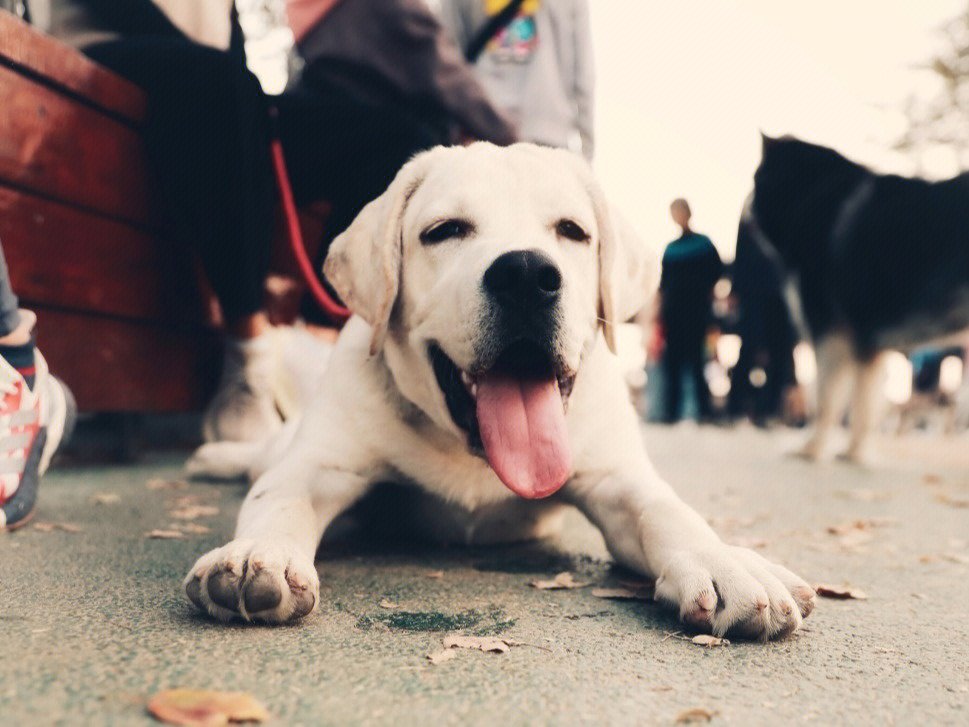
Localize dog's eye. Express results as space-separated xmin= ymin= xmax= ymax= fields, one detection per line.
xmin=420 ymin=219 xmax=474 ymax=245
xmin=556 ymin=219 xmax=590 ymax=242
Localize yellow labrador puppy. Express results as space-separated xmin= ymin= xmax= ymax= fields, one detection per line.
xmin=185 ymin=143 xmax=815 ymax=639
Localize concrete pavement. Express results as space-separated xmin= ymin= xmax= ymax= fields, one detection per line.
xmin=1 ymin=424 xmax=967 ymax=725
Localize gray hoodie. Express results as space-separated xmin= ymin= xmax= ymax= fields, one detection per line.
xmin=439 ymin=0 xmax=595 ymax=159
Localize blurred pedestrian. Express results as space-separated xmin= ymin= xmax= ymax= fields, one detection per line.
xmin=658 ymin=199 xmax=723 ymax=423
xmin=37 ymin=0 xmax=288 ymax=443
xmin=439 ymin=0 xmax=595 ymax=160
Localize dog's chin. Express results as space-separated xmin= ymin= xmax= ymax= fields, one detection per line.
xmin=429 ymin=339 xmax=576 ymax=499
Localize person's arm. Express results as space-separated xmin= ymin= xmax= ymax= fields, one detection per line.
xmin=388 ymin=0 xmax=517 ymax=144
xmin=572 ymin=0 xmax=595 ymax=160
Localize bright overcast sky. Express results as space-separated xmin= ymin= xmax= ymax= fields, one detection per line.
xmin=590 ymin=0 xmax=965 ymax=259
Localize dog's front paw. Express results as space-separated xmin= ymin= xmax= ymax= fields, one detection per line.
xmin=183 ymin=537 xmax=319 ymax=624
xmin=655 ymin=546 xmax=816 ymax=640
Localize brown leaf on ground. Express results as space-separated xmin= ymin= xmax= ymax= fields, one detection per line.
xmin=591 ymin=586 xmax=654 ymax=601
xmin=835 ymin=488 xmax=892 ymax=503
xmin=675 ymin=707 xmax=718 ymax=723
xmin=146 ymin=530 xmax=185 ymax=540
xmin=147 ymin=479 xmax=189 ymax=491
xmin=424 ymin=570 xmax=444 ymax=579
xmin=935 ymin=493 xmax=969 ymax=509
xmin=90 ymin=492 xmax=121 ymax=505
xmin=922 ymin=473 xmax=943 ymax=485
xmin=814 ymin=583 xmax=868 ymax=600
xmin=425 ymin=649 xmax=458 ymax=666
xmin=175 ymin=523 xmax=212 ymax=535
xmin=442 ymin=635 xmax=512 ymax=654
xmin=730 ymin=535 xmax=770 ymax=549
xmin=378 ymin=599 xmax=400 ymax=609
xmin=691 ymin=634 xmax=729 ymax=647
xmin=826 ymin=518 xmax=897 ymax=536
xmin=33 ymin=521 xmax=81 ymax=533
xmin=146 ymin=688 xmax=268 ymax=726
xmin=169 ymin=505 xmax=220 ymax=521
xmin=529 ymin=572 xmax=590 ymax=590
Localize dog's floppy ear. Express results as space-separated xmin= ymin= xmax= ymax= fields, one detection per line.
xmin=588 ymin=180 xmax=662 ymax=354
xmin=323 ymin=152 xmax=432 ymax=356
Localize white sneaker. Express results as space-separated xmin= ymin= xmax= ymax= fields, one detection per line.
xmin=0 ymin=351 xmax=76 ymax=530
xmin=203 ymin=331 xmax=284 ymax=443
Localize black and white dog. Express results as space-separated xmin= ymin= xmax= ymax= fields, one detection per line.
xmin=744 ymin=135 xmax=969 ymax=462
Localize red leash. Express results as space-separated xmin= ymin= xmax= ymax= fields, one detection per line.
xmin=268 ymin=109 xmax=351 ymax=323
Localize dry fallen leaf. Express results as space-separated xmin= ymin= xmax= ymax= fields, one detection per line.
xmin=424 ymin=570 xmax=444 ymax=579
xmin=147 ymin=688 xmax=268 ymax=726
xmin=836 ymin=488 xmax=892 ymax=503
xmin=426 ymin=649 xmax=458 ymax=665
xmin=90 ymin=492 xmax=121 ymax=505
xmin=175 ymin=523 xmax=212 ymax=535
xmin=922 ymin=473 xmax=943 ymax=485
xmin=33 ymin=521 xmax=81 ymax=533
xmin=147 ymin=479 xmax=189 ymax=491
xmin=591 ymin=586 xmax=653 ymax=601
xmin=691 ymin=634 xmax=729 ymax=647
xmin=378 ymin=599 xmax=400 ymax=609
xmin=814 ymin=583 xmax=868 ymax=600
xmin=675 ymin=707 xmax=718 ymax=723
xmin=443 ymin=634 xmax=512 ymax=653
xmin=146 ymin=530 xmax=186 ymax=540
xmin=529 ymin=572 xmax=590 ymax=590
xmin=730 ymin=535 xmax=770 ymax=549
xmin=935 ymin=493 xmax=969 ymax=509
xmin=826 ymin=518 xmax=897 ymax=536
xmin=169 ymin=505 xmax=220 ymax=521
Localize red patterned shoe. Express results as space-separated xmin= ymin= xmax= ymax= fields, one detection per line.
xmin=0 ymin=351 xmax=75 ymax=531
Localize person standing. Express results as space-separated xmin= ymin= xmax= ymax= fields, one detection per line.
xmin=439 ymin=0 xmax=595 ymax=160
xmin=658 ymin=199 xmax=723 ymax=423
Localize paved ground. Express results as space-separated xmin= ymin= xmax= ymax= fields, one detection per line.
xmin=1 ymin=424 xmax=968 ymax=726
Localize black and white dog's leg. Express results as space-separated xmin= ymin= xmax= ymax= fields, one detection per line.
xmin=799 ymin=333 xmax=855 ymax=460
xmin=568 ymin=468 xmax=815 ymax=640
xmin=184 ymin=460 xmax=371 ymax=624
xmin=842 ymin=352 xmax=888 ymax=465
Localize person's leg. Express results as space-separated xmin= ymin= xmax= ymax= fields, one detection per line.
xmin=690 ymin=329 xmax=713 ymax=420
xmin=662 ymin=339 xmax=684 ymax=423
xmin=85 ymin=39 xmax=282 ymax=442
xmin=272 ymin=81 xmax=441 ymax=324
xmin=0 ymin=244 xmax=75 ymax=530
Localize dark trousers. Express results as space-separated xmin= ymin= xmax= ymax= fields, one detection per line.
xmin=662 ymin=326 xmax=712 ymax=422
xmin=86 ymin=38 xmax=273 ymax=322
xmin=0 ymin=243 xmax=20 ymax=336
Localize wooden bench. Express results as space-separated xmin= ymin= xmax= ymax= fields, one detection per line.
xmin=0 ymin=11 xmax=326 ymax=412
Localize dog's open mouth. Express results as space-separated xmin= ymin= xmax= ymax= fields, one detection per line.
xmin=430 ymin=340 xmax=576 ymax=500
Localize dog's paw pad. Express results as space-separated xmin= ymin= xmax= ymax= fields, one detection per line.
xmin=656 ymin=547 xmax=812 ymax=641
xmin=183 ymin=538 xmax=319 ymax=625
xmin=243 ymin=571 xmax=283 ymax=614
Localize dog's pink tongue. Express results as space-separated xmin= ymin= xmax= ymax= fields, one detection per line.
xmin=476 ymin=373 xmax=572 ymax=499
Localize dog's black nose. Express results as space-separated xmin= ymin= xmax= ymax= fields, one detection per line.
xmin=483 ymin=249 xmax=562 ymax=309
